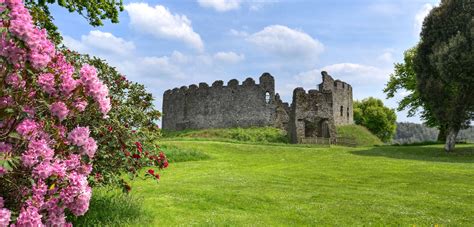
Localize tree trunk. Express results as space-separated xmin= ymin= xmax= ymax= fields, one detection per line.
xmin=437 ymin=126 xmax=446 ymax=142
xmin=444 ymin=127 xmax=459 ymax=152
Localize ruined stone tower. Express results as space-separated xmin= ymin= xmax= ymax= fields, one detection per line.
xmin=162 ymin=71 xmax=353 ymax=144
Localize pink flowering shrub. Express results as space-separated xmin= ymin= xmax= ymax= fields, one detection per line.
xmin=0 ymin=0 xmax=149 ymax=225
xmin=1 ymin=0 xmax=168 ymax=225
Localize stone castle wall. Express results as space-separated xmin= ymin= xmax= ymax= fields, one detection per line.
xmin=288 ymin=87 xmax=337 ymax=143
xmin=162 ymin=73 xmax=288 ymax=131
xmin=319 ymin=71 xmax=353 ymax=125
xmin=162 ymin=71 xmax=353 ymax=144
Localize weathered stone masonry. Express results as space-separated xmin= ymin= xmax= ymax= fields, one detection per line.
xmin=162 ymin=71 xmax=353 ymax=143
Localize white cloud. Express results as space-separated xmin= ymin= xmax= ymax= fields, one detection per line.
xmin=414 ymin=3 xmax=435 ymax=36
xmin=321 ymin=63 xmax=391 ymax=85
xmin=294 ymin=63 xmax=391 ymax=87
xmin=229 ymin=29 xmax=249 ymax=37
xmin=246 ymin=25 xmax=324 ymax=61
xmin=63 ymin=30 xmax=135 ymax=56
xmin=124 ymin=3 xmax=204 ymax=51
xmin=213 ymin=51 xmax=245 ymax=64
xmin=294 ymin=68 xmax=321 ymax=85
xmin=248 ymin=0 xmax=278 ymax=11
xmin=377 ymin=51 xmax=394 ymax=64
xmin=197 ymin=0 xmax=241 ymax=12
xmin=140 ymin=56 xmax=186 ymax=79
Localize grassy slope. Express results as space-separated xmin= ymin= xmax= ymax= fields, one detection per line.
xmin=163 ymin=125 xmax=383 ymax=147
xmin=337 ymin=124 xmax=383 ymax=146
xmin=76 ymin=141 xmax=474 ymax=226
xmin=162 ymin=127 xmax=289 ymax=143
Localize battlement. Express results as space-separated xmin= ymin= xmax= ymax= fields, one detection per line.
xmin=164 ymin=73 xmax=275 ymax=98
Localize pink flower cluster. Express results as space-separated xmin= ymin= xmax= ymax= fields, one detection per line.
xmin=4 ymin=0 xmax=55 ymax=69
xmin=5 ymin=73 xmax=25 ymax=89
xmin=50 ymin=101 xmax=69 ymax=121
xmin=0 ymin=96 xmax=13 ymax=108
xmin=16 ymin=118 xmax=39 ymax=139
xmin=12 ymin=122 xmax=99 ymax=225
xmin=38 ymin=73 xmax=56 ymax=95
xmin=80 ymin=64 xmax=111 ymax=117
xmin=0 ymin=197 xmax=12 ymax=227
xmin=54 ymin=54 xmax=79 ymax=96
xmin=68 ymin=126 xmax=98 ymax=158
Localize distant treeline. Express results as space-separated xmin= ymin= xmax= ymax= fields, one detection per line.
xmin=392 ymin=122 xmax=474 ymax=144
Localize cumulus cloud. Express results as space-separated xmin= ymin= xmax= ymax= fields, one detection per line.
xmin=197 ymin=0 xmax=241 ymax=12
xmin=321 ymin=63 xmax=390 ymax=84
xmin=414 ymin=3 xmax=435 ymax=36
xmin=63 ymin=30 xmax=135 ymax=56
xmin=213 ymin=51 xmax=245 ymax=64
xmin=62 ymin=32 xmax=187 ymax=80
xmin=246 ymin=25 xmax=324 ymax=61
xmin=294 ymin=63 xmax=391 ymax=87
xmin=125 ymin=3 xmax=204 ymax=51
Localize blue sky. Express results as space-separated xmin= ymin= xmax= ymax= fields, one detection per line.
xmin=50 ymin=0 xmax=440 ymax=123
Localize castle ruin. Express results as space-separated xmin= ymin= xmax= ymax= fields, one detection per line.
xmin=162 ymin=71 xmax=353 ymax=143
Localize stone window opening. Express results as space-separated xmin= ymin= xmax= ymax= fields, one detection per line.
xmin=347 ymin=107 xmax=349 ymax=119
xmin=265 ymin=92 xmax=271 ymax=104
xmin=340 ymin=106 xmax=344 ymax=117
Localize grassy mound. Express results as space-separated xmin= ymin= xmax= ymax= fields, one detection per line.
xmin=337 ymin=125 xmax=383 ymax=146
xmin=163 ymin=127 xmax=289 ymax=143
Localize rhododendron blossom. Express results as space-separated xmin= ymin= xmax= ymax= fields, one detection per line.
xmin=80 ymin=64 xmax=111 ymax=116
xmin=50 ymin=101 xmax=69 ymax=121
xmin=0 ymin=197 xmax=11 ymax=227
xmin=38 ymin=73 xmax=56 ymax=95
xmin=5 ymin=73 xmax=25 ymax=88
xmin=73 ymin=99 xmax=88 ymax=112
xmin=16 ymin=118 xmax=39 ymax=138
xmin=68 ymin=126 xmax=90 ymax=147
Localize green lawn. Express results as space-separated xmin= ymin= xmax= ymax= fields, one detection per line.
xmin=74 ymin=141 xmax=474 ymax=226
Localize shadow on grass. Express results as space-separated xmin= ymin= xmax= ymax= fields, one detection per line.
xmin=69 ymin=188 xmax=152 ymax=226
xmin=350 ymin=145 xmax=474 ymax=163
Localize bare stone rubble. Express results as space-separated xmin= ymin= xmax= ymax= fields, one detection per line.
xmin=162 ymin=71 xmax=353 ymax=143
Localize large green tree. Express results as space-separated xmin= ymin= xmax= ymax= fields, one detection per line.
xmin=414 ymin=0 xmax=474 ymax=152
xmin=384 ymin=47 xmax=446 ymax=141
xmin=354 ymin=98 xmax=397 ymax=143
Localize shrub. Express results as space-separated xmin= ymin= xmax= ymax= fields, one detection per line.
xmin=0 ymin=1 xmax=167 ymax=225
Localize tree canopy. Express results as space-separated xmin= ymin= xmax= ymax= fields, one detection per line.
xmin=413 ymin=0 xmax=474 ymax=151
xmin=26 ymin=0 xmax=123 ymax=26
xmin=354 ymin=97 xmax=397 ymax=143
xmin=383 ymin=47 xmax=446 ymax=141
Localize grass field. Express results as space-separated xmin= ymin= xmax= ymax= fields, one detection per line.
xmin=73 ymin=141 xmax=474 ymax=226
